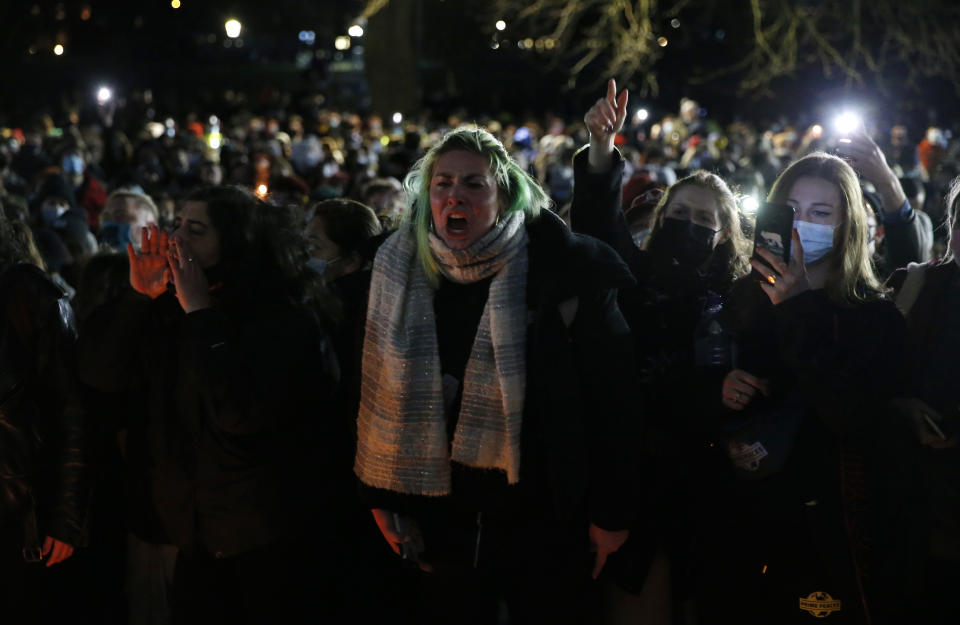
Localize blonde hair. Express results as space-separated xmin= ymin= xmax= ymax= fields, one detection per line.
xmin=649 ymin=170 xmax=752 ymax=283
xmin=404 ymin=126 xmax=550 ymax=286
xmin=767 ymin=152 xmax=882 ymax=305
xmin=943 ymin=176 xmax=960 ymax=262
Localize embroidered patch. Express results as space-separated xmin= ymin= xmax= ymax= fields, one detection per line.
xmin=799 ymin=592 xmax=842 ymax=618
xmin=726 ymin=440 xmax=769 ymax=471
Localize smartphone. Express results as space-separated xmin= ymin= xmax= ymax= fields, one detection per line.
xmin=751 ymin=202 xmax=794 ymax=281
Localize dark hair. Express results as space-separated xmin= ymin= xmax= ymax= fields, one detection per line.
xmin=0 ymin=200 xmax=38 ymax=272
xmin=308 ymin=199 xmax=382 ymax=260
xmin=182 ymin=186 xmax=326 ymax=312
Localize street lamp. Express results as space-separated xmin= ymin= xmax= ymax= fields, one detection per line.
xmin=225 ymin=19 xmax=242 ymax=39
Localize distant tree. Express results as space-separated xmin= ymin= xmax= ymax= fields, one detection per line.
xmin=363 ymin=0 xmax=960 ymax=97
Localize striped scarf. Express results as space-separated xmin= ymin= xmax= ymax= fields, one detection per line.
xmin=355 ymin=212 xmax=528 ymax=495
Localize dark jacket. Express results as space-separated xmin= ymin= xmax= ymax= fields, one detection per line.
xmin=361 ymin=210 xmax=639 ymax=535
xmin=887 ymin=260 xmax=960 ymax=563
xmin=0 ymin=264 xmax=86 ymax=548
xmin=570 ymin=148 xmax=735 ymax=445
xmin=710 ymin=280 xmax=909 ymax=623
xmin=79 ymin=287 xmax=336 ymax=558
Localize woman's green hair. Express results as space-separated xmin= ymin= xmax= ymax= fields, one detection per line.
xmin=403 ymin=126 xmax=551 ymax=285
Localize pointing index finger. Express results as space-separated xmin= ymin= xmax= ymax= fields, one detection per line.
xmin=606 ymin=78 xmax=617 ymax=107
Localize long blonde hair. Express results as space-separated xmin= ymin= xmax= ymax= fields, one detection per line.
xmin=767 ymin=152 xmax=883 ymax=305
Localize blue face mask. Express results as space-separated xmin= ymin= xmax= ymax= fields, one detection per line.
xmin=62 ymin=154 xmax=84 ymax=177
xmin=308 ymin=255 xmax=344 ymax=275
xmin=631 ymin=229 xmax=652 ymax=249
xmin=100 ymin=221 xmax=135 ymax=251
xmin=41 ymin=200 xmax=69 ymax=225
xmin=794 ymin=220 xmax=836 ymax=265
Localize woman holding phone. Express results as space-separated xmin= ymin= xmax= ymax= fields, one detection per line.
xmin=709 ymin=153 xmax=909 ymax=623
xmin=571 ymin=80 xmax=750 ymax=623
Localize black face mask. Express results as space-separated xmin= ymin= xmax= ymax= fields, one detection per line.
xmin=647 ymin=217 xmax=717 ymax=269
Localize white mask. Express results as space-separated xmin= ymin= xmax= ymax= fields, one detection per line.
xmin=794 ymin=220 xmax=836 ymax=265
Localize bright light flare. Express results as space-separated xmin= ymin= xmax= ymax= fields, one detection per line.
xmin=657 ymin=37 xmax=668 ymax=47
xmin=810 ymin=124 xmax=823 ymax=139
xmin=834 ymin=112 xmax=861 ymax=136
xmin=224 ymin=19 xmax=242 ymax=39
xmin=347 ymin=24 xmax=364 ymax=37
xmin=334 ymin=36 xmax=351 ymax=51
xmin=53 ymin=44 xmax=64 ymax=56
xmin=495 ymin=20 xmax=506 ymax=31
xmin=740 ymin=195 xmax=760 ymax=214
xmin=635 ymin=108 xmax=649 ymax=123
xmin=96 ymin=86 xmax=112 ymax=105
xmin=392 ymin=112 xmax=403 ymax=124
xmin=171 ymin=0 xmax=181 ymax=8
xmin=256 ymin=184 xmax=268 ymax=197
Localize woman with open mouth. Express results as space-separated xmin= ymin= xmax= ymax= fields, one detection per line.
xmin=354 ymin=126 xmax=639 ymax=624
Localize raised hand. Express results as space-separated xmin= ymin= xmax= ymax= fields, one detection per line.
xmin=127 ymin=224 xmax=170 ymax=299
xmin=584 ymin=78 xmax=628 ymax=172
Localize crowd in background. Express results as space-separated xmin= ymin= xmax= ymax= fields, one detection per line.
xmin=1 ymin=85 xmax=959 ymax=625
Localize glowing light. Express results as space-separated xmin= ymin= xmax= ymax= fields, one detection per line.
xmin=392 ymin=112 xmax=403 ymax=124
xmin=299 ymin=30 xmax=316 ymax=44
xmin=347 ymin=24 xmax=364 ymax=37
xmin=740 ymin=196 xmax=760 ymax=214
xmin=657 ymin=37 xmax=668 ymax=47
xmin=495 ymin=20 xmax=506 ymax=31
xmin=380 ymin=135 xmax=390 ymax=147
xmin=671 ymin=18 xmax=680 ymax=29
xmin=334 ymin=36 xmax=351 ymax=50
xmin=224 ymin=19 xmax=242 ymax=39
xmin=81 ymin=6 xmax=92 ymax=20
xmin=96 ymin=86 xmax=112 ymax=105
xmin=53 ymin=44 xmax=64 ymax=56
xmin=635 ymin=108 xmax=649 ymax=123
xmin=834 ymin=112 xmax=861 ymax=135
xmin=810 ymin=124 xmax=823 ymax=138
xmin=523 ymin=38 xmax=534 ymax=49
xmin=256 ymin=184 xmax=268 ymax=197
xmin=207 ymin=130 xmax=222 ymax=150
xmin=171 ymin=0 xmax=181 ymax=8
xmin=544 ymin=38 xmax=555 ymax=50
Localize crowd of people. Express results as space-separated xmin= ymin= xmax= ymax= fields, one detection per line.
xmin=0 ymin=78 xmax=958 ymax=624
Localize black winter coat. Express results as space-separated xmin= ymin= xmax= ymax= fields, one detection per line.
xmin=79 ymin=288 xmax=336 ymax=558
xmin=0 ymin=264 xmax=86 ymax=548
xmin=361 ymin=210 xmax=639 ymax=534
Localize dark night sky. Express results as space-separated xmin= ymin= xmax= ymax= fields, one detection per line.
xmin=1 ymin=0 xmax=954 ymax=133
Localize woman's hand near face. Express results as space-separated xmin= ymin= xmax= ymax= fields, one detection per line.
xmin=722 ymin=369 xmax=771 ymax=411
xmin=585 ymin=78 xmax=628 ymax=173
xmin=127 ymin=224 xmax=171 ymax=299
xmin=750 ymin=228 xmax=811 ymax=306
xmin=168 ymin=237 xmax=212 ymax=313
